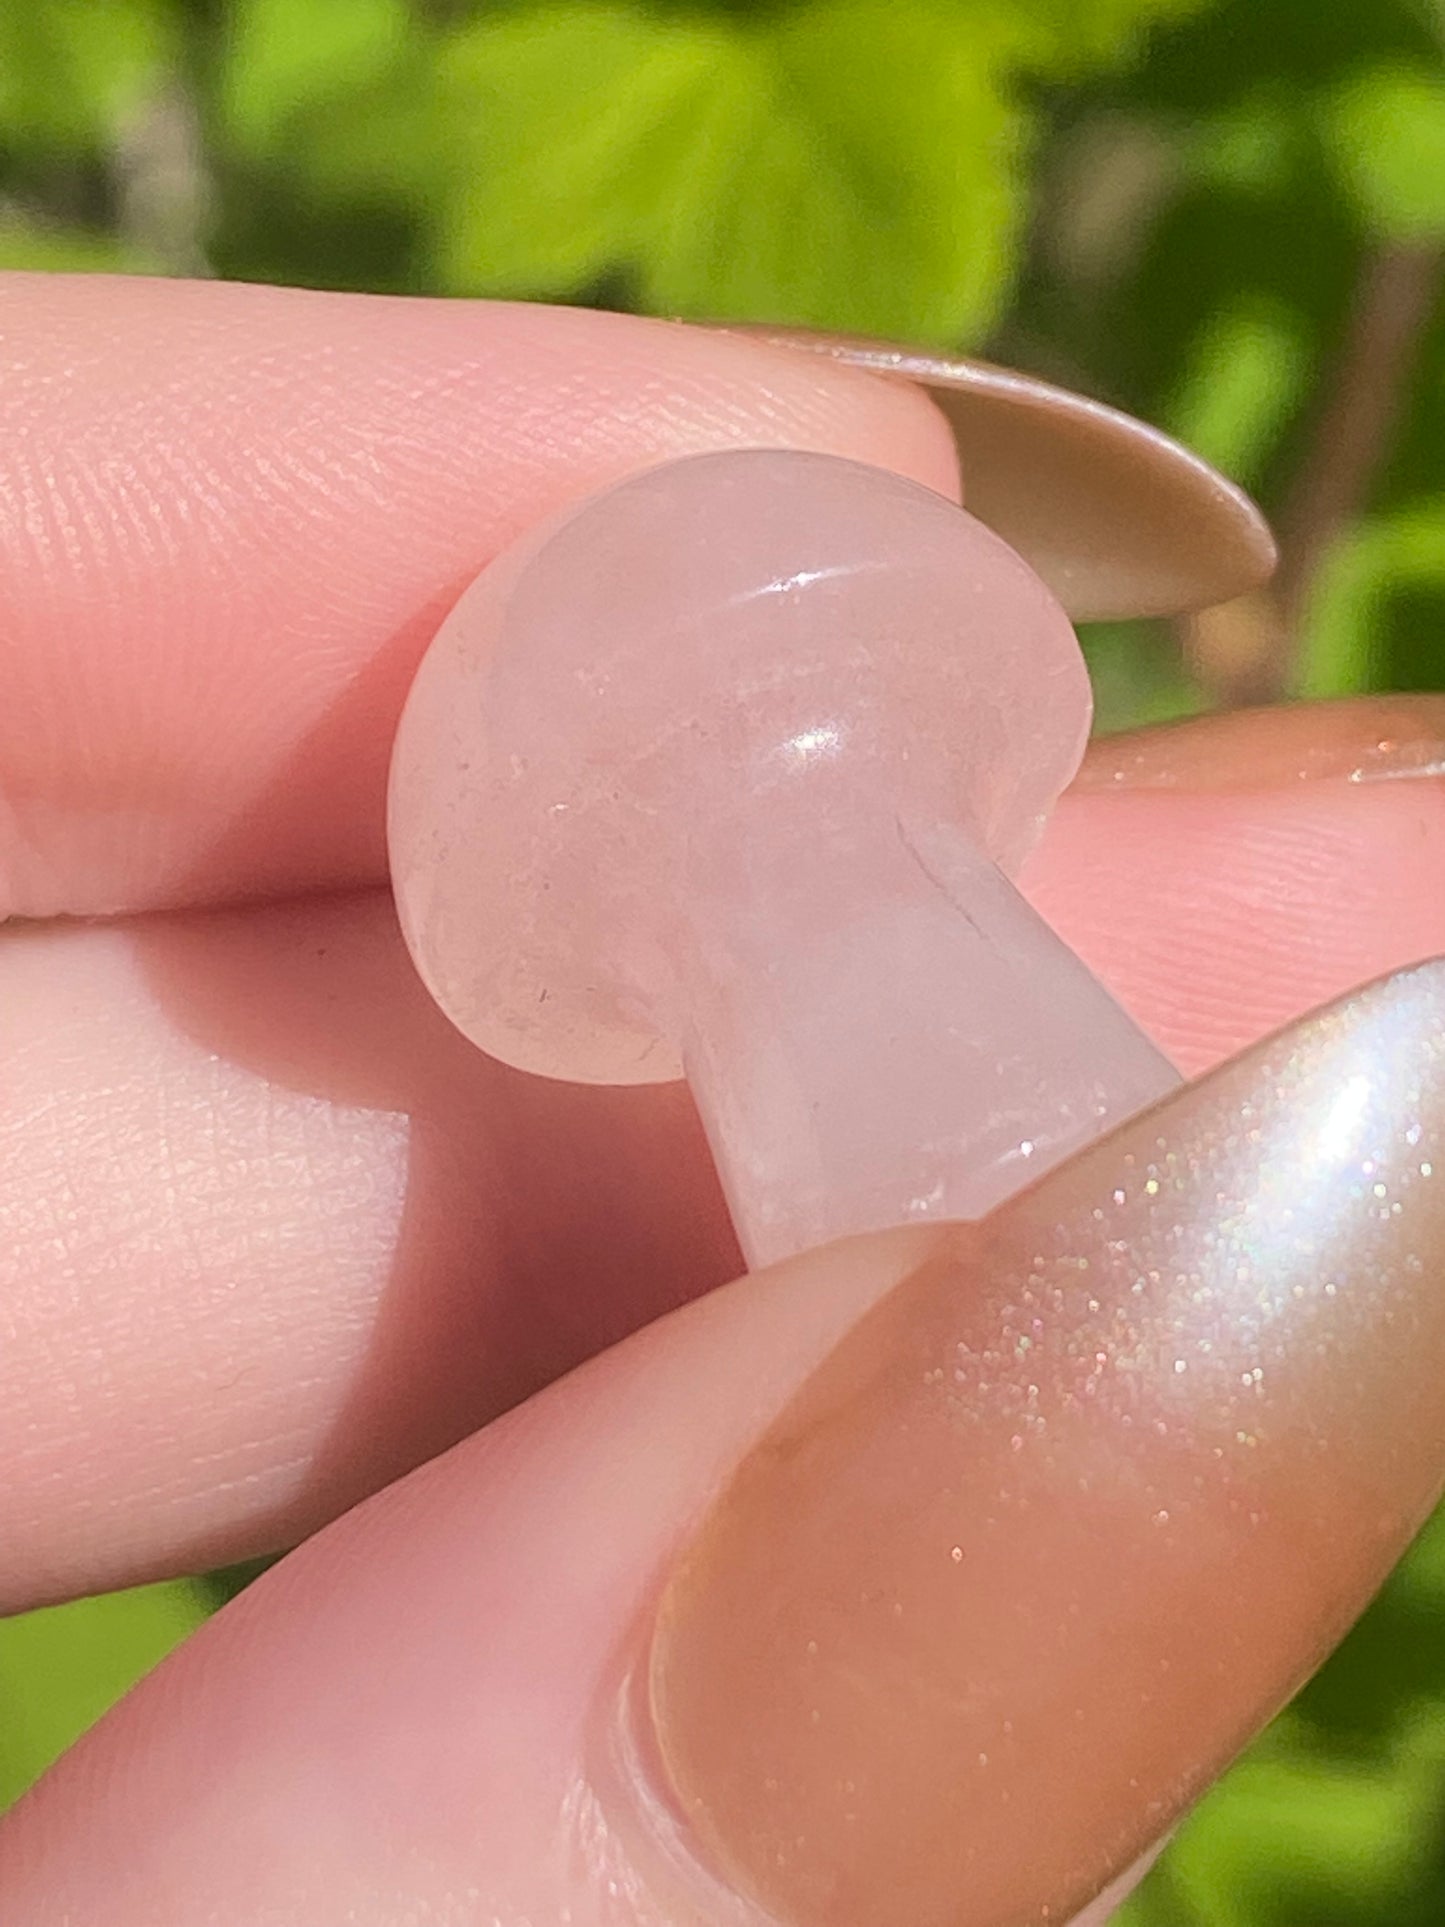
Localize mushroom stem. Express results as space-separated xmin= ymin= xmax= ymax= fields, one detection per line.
xmin=674 ymin=819 xmax=1180 ymax=1267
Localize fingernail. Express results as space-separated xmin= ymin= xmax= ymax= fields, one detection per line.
xmin=707 ymin=323 xmax=1276 ymax=623
xmin=649 ymin=958 xmax=1445 ymax=1927
xmin=1076 ymin=693 xmax=1445 ymax=793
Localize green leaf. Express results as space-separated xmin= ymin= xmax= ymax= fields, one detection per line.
xmin=1393 ymin=1498 xmax=1445 ymax=1612
xmin=1189 ymin=92 xmax=1299 ymax=195
xmin=1296 ymin=498 xmax=1445 ymax=697
xmin=0 ymin=217 xmax=159 ymax=274
xmin=970 ymin=0 xmax=1214 ymax=75
xmin=1326 ymin=63 xmax=1445 ymax=241
xmin=0 ymin=1581 xmax=210 ymax=1809
xmin=1080 ymin=620 xmax=1208 ymax=731
xmin=430 ymin=0 xmax=1031 ymax=343
xmin=218 ymin=0 xmax=416 ymax=160
xmin=1122 ymin=1711 xmax=1445 ymax=1926
xmin=1163 ymin=294 xmax=1308 ymax=484
xmin=0 ymin=0 xmax=178 ymax=152
xmin=220 ymin=0 xmax=410 ymax=152
xmin=425 ymin=0 xmax=1217 ymax=336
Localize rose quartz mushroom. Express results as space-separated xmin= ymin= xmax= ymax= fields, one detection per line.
xmin=389 ymin=450 xmax=1179 ymax=1265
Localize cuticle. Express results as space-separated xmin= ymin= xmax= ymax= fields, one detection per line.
xmin=581 ymin=1639 xmax=786 ymax=1927
xmin=1074 ymin=697 xmax=1445 ymax=796
xmin=1076 ymin=761 xmax=1445 ymax=799
xmin=575 ymin=1236 xmax=964 ymax=1927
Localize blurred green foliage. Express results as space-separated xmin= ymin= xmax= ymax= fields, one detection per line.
xmin=0 ymin=1 xmax=1442 ymax=1920
xmin=0 ymin=1580 xmax=212 ymax=1808
xmin=3 ymin=0 xmax=1444 ymax=707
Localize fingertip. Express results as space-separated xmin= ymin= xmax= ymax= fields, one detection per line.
xmin=1026 ymin=771 xmax=1445 ymax=1075
xmin=0 ymin=278 xmax=958 ymax=919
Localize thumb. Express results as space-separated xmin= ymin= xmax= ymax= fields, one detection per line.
xmin=5 ymin=960 xmax=1445 ymax=1927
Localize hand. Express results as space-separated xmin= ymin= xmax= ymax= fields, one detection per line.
xmin=0 ymin=273 xmax=1442 ymax=1925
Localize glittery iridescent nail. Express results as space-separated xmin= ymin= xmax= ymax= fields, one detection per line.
xmin=650 ymin=959 xmax=1445 ymax=1927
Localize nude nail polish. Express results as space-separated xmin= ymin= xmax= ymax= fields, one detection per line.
xmin=714 ymin=325 xmax=1277 ymax=623
xmin=1075 ymin=693 xmax=1445 ymax=793
xmin=649 ymin=959 xmax=1445 ymax=1927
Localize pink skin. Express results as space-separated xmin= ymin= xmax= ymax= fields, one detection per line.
xmin=0 ymin=1219 xmax=1189 ymax=1925
xmin=0 ymin=276 xmax=955 ymax=919
xmin=0 ymin=275 xmax=1443 ymax=1922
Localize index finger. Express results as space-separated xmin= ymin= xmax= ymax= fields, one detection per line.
xmin=0 ymin=274 xmax=956 ymax=919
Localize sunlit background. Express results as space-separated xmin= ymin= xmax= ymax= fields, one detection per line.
xmin=1 ymin=1 xmax=1444 ymax=1919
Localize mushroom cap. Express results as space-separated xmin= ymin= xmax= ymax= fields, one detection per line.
xmin=389 ymin=449 xmax=1089 ymax=1085
xmin=736 ymin=332 xmax=1279 ymax=623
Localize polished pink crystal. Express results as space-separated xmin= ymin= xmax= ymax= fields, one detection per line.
xmin=389 ymin=451 xmax=1178 ymax=1265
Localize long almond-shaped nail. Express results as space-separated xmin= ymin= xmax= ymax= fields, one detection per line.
xmin=650 ymin=958 xmax=1445 ymax=1927
xmin=722 ymin=326 xmax=1277 ymax=623
xmin=1076 ymin=692 xmax=1445 ymax=792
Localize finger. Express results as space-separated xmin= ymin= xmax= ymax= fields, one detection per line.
xmin=1 ymin=738 xmax=1441 ymax=1610
xmin=5 ymin=959 xmax=1445 ymax=1927
xmin=0 ymin=889 xmax=739 ymax=1610
xmin=1024 ymin=703 xmax=1445 ymax=1069
xmin=0 ymin=274 xmax=955 ymax=920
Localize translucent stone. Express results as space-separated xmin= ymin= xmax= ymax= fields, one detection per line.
xmin=389 ymin=451 xmax=1179 ymax=1265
